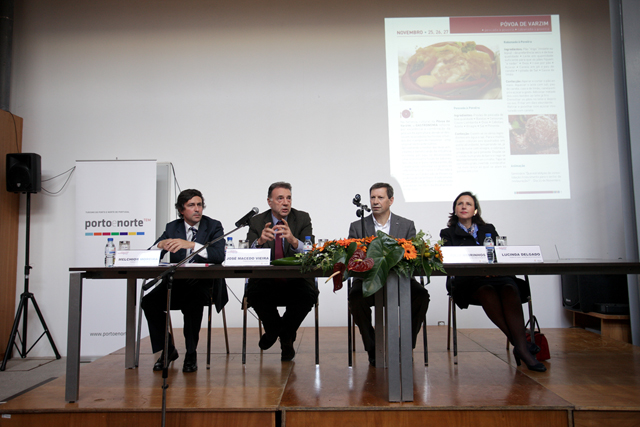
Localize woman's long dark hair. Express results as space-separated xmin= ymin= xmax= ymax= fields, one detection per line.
xmin=447 ymin=191 xmax=486 ymax=228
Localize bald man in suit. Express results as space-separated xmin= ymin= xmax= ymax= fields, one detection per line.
xmin=348 ymin=183 xmax=430 ymax=366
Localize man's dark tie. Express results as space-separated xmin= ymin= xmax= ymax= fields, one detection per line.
xmin=188 ymin=227 xmax=198 ymax=262
xmin=274 ymin=220 xmax=284 ymax=260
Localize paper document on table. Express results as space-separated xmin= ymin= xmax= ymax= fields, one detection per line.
xmin=157 ymin=262 xmax=213 ymax=267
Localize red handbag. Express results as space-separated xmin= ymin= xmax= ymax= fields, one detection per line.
xmin=526 ymin=317 xmax=550 ymax=361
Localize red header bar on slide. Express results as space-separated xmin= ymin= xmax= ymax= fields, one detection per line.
xmin=450 ymin=16 xmax=552 ymax=33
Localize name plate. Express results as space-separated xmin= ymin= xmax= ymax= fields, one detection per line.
xmin=114 ymin=250 xmax=162 ymax=267
xmin=441 ymin=246 xmax=489 ymax=264
xmin=495 ymin=246 xmax=543 ymax=263
xmin=224 ymin=248 xmax=271 ymax=266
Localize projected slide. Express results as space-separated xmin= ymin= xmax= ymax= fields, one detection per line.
xmin=385 ymin=15 xmax=569 ymax=202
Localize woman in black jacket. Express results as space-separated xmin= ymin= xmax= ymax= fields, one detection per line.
xmin=440 ymin=191 xmax=546 ymax=372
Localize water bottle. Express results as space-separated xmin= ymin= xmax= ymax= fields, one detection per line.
xmin=105 ymin=237 xmax=116 ymax=267
xmin=225 ymin=237 xmax=234 ymax=253
xmin=483 ymin=233 xmax=495 ymax=264
xmin=303 ymin=236 xmax=313 ymax=253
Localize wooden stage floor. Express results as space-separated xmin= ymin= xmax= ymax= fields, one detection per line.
xmin=1 ymin=326 xmax=639 ymax=427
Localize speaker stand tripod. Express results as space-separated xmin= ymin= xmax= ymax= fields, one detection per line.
xmin=1 ymin=192 xmax=60 ymax=371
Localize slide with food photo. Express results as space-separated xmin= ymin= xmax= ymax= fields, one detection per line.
xmin=400 ymin=40 xmax=501 ymax=101
xmin=509 ymin=114 xmax=559 ymax=155
xmin=385 ymin=15 xmax=570 ymax=202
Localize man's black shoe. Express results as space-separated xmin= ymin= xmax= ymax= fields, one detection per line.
xmin=153 ymin=347 xmax=179 ymax=371
xmin=183 ymin=352 xmax=198 ymax=373
xmin=259 ymin=333 xmax=279 ymax=350
xmin=280 ymin=337 xmax=295 ymax=362
xmin=367 ymin=349 xmax=376 ymax=367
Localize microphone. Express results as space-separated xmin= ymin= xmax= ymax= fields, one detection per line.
xmin=352 ymin=194 xmax=370 ymax=212
xmin=147 ymin=236 xmax=163 ymax=250
xmin=235 ymin=207 xmax=259 ymax=227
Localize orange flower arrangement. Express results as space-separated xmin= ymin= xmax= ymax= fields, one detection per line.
xmin=395 ymin=238 xmax=417 ymax=260
xmin=299 ymin=230 xmax=445 ymax=297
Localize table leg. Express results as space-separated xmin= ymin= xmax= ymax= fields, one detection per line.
xmin=125 ymin=277 xmax=137 ymax=369
xmin=375 ymin=289 xmax=385 ymax=368
xmin=65 ymin=272 xmax=83 ymax=402
xmin=398 ymin=274 xmax=414 ymax=401
xmin=385 ymin=273 xmax=401 ymax=402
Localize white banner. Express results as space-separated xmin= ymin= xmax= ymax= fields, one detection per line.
xmin=75 ymin=160 xmax=156 ymax=358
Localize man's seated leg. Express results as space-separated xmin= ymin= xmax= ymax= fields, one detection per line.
xmin=142 ymin=280 xmax=179 ymax=371
xmin=246 ymin=279 xmax=284 ymax=350
xmin=180 ymin=281 xmax=207 ymax=373
xmin=254 ymin=303 xmax=282 ymax=350
xmin=348 ymin=279 xmax=376 ymax=365
xmin=248 ymin=284 xmax=284 ymax=351
xmin=278 ymin=279 xmax=316 ymax=361
xmin=410 ymin=278 xmax=430 ymax=349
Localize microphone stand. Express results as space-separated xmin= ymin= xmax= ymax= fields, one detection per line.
xmin=348 ymin=195 xmax=370 ymax=366
xmin=146 ymin=223 xmax=249 ymax=427
xmin=1 ymin=192 xmax=61 ymax=371
xmin=142 ymin=224 xmax=247 ymax=292
xmin=352 ymin=196 xmax=371 ymax=238
xmin=357 ymin=207 xmax=367 ymax=238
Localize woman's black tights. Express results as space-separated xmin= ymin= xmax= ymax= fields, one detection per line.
xmin=473 ymin=283 xmax=538 ymax=367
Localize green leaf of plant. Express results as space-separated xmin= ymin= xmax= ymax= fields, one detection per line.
xmin=271 ymin=256 xmax=302 ymax=266
xmin=362 ymin=231 xmax=405 ymax=297
xmin=342 ymin=242 xmax=358 ymax=281
xmin=421 ymin=254 xmax=432 ymax=276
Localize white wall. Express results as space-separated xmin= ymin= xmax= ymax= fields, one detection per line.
xmin=9 ymin=0 xmax=622 ymax=356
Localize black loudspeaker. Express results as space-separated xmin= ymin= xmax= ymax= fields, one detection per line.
xmin=6 ymin=153 xmax=41 ymax=193
xmin=561 ymin=274 xmax=629 ymax=314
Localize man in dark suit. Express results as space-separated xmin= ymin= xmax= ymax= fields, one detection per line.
xmin=246 ymin=181 xmax=317 ymax=361
xmin=142 ymin=189 xmax=227 ymax=373
xmin=348 ymin=182 xmax=430 ymax=366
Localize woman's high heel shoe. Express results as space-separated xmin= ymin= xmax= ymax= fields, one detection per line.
xmin=513 ymin=348 xmax=547 ymax=372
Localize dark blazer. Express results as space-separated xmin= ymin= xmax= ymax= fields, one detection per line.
xmin=439 ymin=223 xmax=498 ymax=247
xmin=157 ymin=215 xmax=226 ymax=264
xmin=247 ymin=208 xmax=314 ymax=258
xmin=155 ymin=215 xmax=228 ymax=312
xmin=348 ymin=213 xmax=416 ymax=240
xmin=440 ymin=222 xmax=522 ymax=308
xmin=246 ymin=207 xmax=315 ymax=288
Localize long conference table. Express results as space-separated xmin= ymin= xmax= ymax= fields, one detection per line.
xmin=66 ymin=260 xmax=640 ymax=403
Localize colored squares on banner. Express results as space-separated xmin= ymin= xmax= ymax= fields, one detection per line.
xmin=85 ymin=232 xmax=144 ymax=236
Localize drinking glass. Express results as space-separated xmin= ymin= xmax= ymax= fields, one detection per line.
xmin=496 ymin=236 xmax=507 ymax=246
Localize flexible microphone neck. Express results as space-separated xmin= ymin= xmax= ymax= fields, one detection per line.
xmin=235 ymin=207 xmax=259 ymax=227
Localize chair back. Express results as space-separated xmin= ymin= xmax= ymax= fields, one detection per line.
xmin=514 ymin=276 xmax=532 ymax=303
xmin=445 ymin=276 xmax=453 ymax=294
